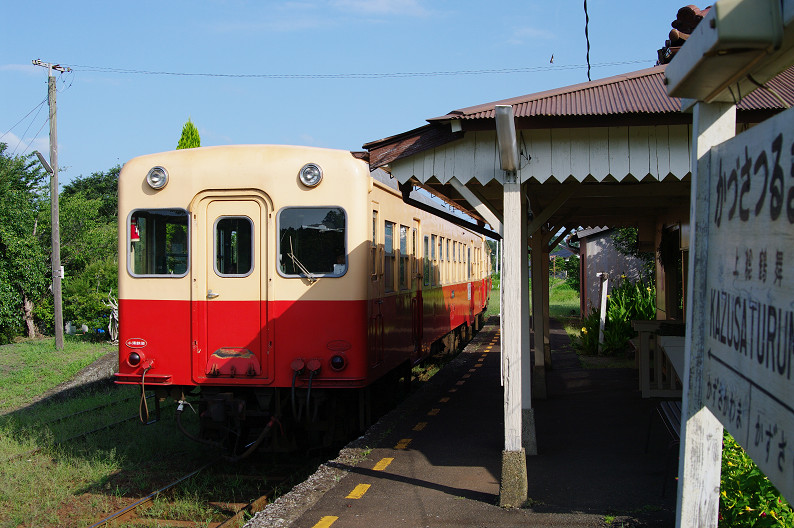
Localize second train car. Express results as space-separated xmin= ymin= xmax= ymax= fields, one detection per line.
xmin=115 ymin=145 xmax=491 ymax=452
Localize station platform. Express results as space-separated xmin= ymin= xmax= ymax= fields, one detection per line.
xmin=249 ymin=318 xmax=676 ymax=528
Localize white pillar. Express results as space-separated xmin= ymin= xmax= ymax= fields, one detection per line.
xmin=500 ymin=176 xmax=529 ymax=507
xmin=676 ymin=101 xmax=735 ymax=528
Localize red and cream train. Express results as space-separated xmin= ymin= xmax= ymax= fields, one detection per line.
xmin=115 ymin=145 xmax=491 ymax=450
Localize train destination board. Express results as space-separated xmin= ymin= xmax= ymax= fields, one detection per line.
xmin=698 ymin=105 xmax=794 ymax=501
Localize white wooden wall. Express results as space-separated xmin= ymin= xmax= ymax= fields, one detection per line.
xmin=390 ymin=125 xmax=692 ymax=185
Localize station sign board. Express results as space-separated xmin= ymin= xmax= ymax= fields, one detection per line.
xmin=698 ymin=105 xmax=794 ymax=500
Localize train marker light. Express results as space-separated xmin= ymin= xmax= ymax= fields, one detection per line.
xmin=146 ymin=166 xmax=169 ymax=189
xmin=127 ymin=352 xmax=142 ymax=367
xmin=298 ymin=163 xmax=323 ymax=187
xmin=330 ymin=354 xmax=347 ymax=371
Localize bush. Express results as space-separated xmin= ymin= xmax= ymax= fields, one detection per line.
xmin=575 ymin=275 xmax=655 ymax=355
xmin=576 ymin=308 xmax=601 ymax=354
xmin=62 ymin=256 xmax=117 ymax=340
xmin=560 ymin=255 xmax=580 ymax=291
xmin=720 ymin=432 xmax=793 ymax=526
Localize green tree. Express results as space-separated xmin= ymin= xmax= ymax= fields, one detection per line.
xmin=0 ymin=144 xmax=50 ymax=342
xmin=613 ymin=227 xmax=655 ymax=281
xmin=60 ymin=166 xmax=119 ymax=224
xmin=59 ymin=192 xmax=117 ymax=274
xmin=176 ymin=118 xmax=201 ymax=150
xmin=45 ymin=168 xmax=121 ymax=338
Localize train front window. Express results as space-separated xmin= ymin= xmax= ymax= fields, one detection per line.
xmin=129 ymin=209 xmax=189 ymax=276
xmin=278 ymin=207 xmax=346 ymax=278
xmin=215 ymin=217 xmax=253 ymax=276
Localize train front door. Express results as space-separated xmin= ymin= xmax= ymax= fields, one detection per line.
xmin=194 ymin=197 xmax=269 ymax=381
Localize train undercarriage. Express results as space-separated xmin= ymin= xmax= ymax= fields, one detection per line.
xmin=155 ymin=319 xmax=481 ymax=460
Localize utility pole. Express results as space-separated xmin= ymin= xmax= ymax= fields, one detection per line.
xmin=32 ymin=59 xmax=70 ymax=350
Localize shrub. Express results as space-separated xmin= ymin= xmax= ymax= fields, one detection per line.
xmin=575 ymin=275 xmax=656 ymax=355
xmin=720 ymin=432 xmax=793 ymax=527
xmin=560 ymin=255 xmax=580 ymax=291
xmin=576 ymin=308 xmax=601 ymax=355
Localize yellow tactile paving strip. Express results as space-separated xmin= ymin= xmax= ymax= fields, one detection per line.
xmin=307 ymin=327 xmax=501 ymax=528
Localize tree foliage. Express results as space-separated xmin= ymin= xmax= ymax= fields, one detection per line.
xmin=0 ymin=143 xmax=121 ymax=342
xmin=57 ymin=172 xmax=119 ymax=338
xmin=176 ymin=119 xmax=201 ymax=150
xmin=612 ymin=227 xmax=655 ymax=282
xmin=60 ymin=166 xmax=119 ymax=223
xmin=0 ymin=144 xmax=50 ymax=342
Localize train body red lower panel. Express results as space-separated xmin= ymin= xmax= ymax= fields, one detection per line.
xmin=116 ymin=280 xmax=489 ymax=390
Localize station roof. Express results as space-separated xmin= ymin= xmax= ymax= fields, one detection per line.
xmin=360 ymin=64 xmax=794 ymax=235
xmin=364 ymin=64 xmax=794 ymax=171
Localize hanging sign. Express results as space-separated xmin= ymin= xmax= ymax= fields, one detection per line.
xmin=698 ymin=105 xmax=794 ymax=501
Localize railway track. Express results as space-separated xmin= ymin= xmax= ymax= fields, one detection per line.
xmin=87 ymin=455 xmax=308 ymax=528
xmin=3 ymin=393 xmax=160 ymax=464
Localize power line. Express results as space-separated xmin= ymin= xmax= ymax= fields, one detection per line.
xmin=64 ymin=59 xmax=650 ymax=80
xmin=1 ymin=97 xmax=47 ymax=143
xmin=584 ymin=0 xmax=592 ymax=82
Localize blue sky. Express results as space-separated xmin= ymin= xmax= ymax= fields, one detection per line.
xmin=2 ymin=1 xmax=689 ymax=184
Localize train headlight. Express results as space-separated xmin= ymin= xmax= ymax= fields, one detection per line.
xmin=146 ymin=166 xmax=169 ymax=190
xmin=298 ymin=163 xmax=323 ymax=187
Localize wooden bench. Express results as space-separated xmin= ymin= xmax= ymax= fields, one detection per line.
xmin=646 ymin=400 xmax=682 ymax=496
xmin=632 ymin=320 xmax=685 ymax=398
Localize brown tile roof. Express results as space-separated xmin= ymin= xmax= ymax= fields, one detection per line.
xmin=428 ymin=64 xmax=793 ymax=122
xmin=364 ymin=64 xmax=794 ymax=169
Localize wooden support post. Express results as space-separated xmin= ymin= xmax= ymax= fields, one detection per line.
xmin=519 ymin=184 xmax=536 ymax=455
xmin=675 ymin=101 xmax=735 ymax=528
xmin=500 ymin=176 xmax=529 ymax=507
xmin=529 ymin=231 xmax=547 ymax=399
xmin=541 ymin=242 xmax=551 ymax=367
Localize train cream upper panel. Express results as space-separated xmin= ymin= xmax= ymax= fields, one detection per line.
xmin=368 ymin=178 xmax=489 ymax=292
xmin=118 ymin=145 xmax=371 ymax=302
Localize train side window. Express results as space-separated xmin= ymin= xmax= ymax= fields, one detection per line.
xmin=468 ymin=247 xmax=472 ymax=279
xmin=128 ymin=208 xmax=189 ymax=277
xmin=423 ymin=236 xmax=430 ymax=287
xmin=278 ymin=207 xmax=347 ymax=278
xmin=439 ymin=236 xmax=444 ymax=284
xmin=399 ymin=225 xmax=409 ymax=290
xmin=430 ymin=234 xmax=437 ymax=286
xmin=371 ymin=210 xmax=378 ymax=278
xmin=384 ymin=221 xmax=395 ymax=292
xmin=215 ymin=217 xmax=253 ymax=276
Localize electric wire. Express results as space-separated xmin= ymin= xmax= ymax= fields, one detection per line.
xmin=584 ymin=0 xmax=592 ymax=82
xmin=0 ymin=97 xmax=47 ymax=143
xmin=13 ymin=115 xmax=49 ymax=158
xmin=63 ymin=59 xmax=649 ymax=80
xmin=747 ymin=74 xmax=790 ymax=109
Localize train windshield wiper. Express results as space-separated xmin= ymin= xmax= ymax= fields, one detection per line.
xmin=288 ymin=237 xmax=317 ymax=283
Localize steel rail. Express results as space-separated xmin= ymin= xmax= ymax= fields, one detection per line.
xmin=87 ymin=460 xmax=218 ymax=528
xmin=40 ymin=393 xmax=149 ymax=426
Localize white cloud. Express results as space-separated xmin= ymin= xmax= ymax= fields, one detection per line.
xmin=331 ymin=0 xmax=430 ymax=17
xmin=299 ymin=133 xmax=319 ymax=145
xmin=0 ymin=63 xmax=39 ymax=74
xmin=0 ymin=132 xmax=50 ymax=157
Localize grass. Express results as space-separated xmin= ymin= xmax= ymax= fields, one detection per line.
xmin=485 ymin=276 xmax=581 ymax=326
xmin=488 ymin=277 xmax=637 ymax=370
xmin=0 ymin=337 xmax=113 ymax=412
xmin=0 ymin=337 xmax=218 ymax=528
